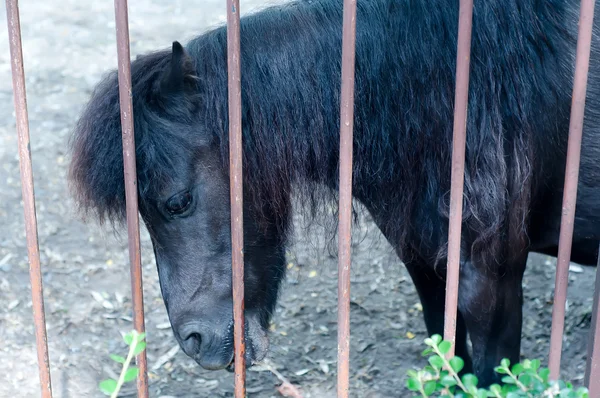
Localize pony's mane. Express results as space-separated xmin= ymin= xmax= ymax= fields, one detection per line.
xmin=69 ymin=49 xmax=198 ymax=224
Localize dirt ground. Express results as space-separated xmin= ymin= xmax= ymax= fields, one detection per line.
xmin=0 ymin=1 xmax=597 ymax=397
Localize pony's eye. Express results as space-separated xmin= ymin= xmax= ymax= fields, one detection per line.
xmin=165 ymin=191 xmax=193 ymax=215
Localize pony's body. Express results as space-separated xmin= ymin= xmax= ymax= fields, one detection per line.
xmin=69 ymin=0 xmax=600 ymax=386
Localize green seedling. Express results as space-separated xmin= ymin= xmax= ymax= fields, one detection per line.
xmin=406 ymin=334 xmax=589 ymax=398
xmin=99 ymin=330 xmax=147 ymax=398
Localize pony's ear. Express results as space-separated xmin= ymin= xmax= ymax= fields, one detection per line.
xmin=158 ymin=41 xmax=197 ymax=97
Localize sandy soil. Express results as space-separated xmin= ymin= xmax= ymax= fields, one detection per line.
xmin=0 ymin=1 xmax=596 ymax=397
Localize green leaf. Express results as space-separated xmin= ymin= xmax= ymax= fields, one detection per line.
xmin=501 ymin=376 xmax=516 ymax=384
xmin=440 ymin=374 xmax=457 ymax=387
xmin=99 ymin=379 xmax=117 ymax=395
xmin=519 ymin=373 xmax=532 ymax=387
xmin=529 ymin=378 xmax=545 ymax=394
xmin=438 ymin=341 xmax=452 ymax=355
xmin=500 ymin=358 xmax=511 ymax=369
xmin=423 ymin=380 xmax=437 ymax=396
xmin=133 ymin=341 xmax=147 ymax=356
xmin=123 ymin=367 xmax=139 ymax=383
xmin=123 ymin=331 xmax=134 ymax=346
xmin=406 ymin=377 xmax=421 ymax=391
xmin=476 ymin=388 xmax=490 ymax=398
xmin=428 ymin=355 xmax=444 ymax=370
xmin=462 ymin=374 xmax=478 ymax=389
xmin=422 ymin=348 xmax=433 ymax=357
xmin=501 ymin=384 xmax=514 ymax=395
xmin=109 ymin=354 xmax=126 ymax=364
xmin=494 ymin=366 xmax=507 ymax=374
xmin=559 ymin=388 xmax=574 ymax=398
xmin=576 ymin=387 xmax=589 ymax=398
xmin=531 ymin=359 xmax=541 ymax=371
xmin=466 ymin=384 xmax=479 ymax=396
xmin=431 ymin=334 xmax=443 ymax=345
xmin=511 ymin=363 xmax=524 ymax=375
xmin=539 ymin=368 xmax=550 ymax=383
xmin=137 ymin=332 xmax=146 ymax=342
xmin=449 ymin=357 xmax=464 ymax=373
xmin=489 ymin=384 xmax=502 ymax=394
xmin=407 ymin=370 xmax=419 ymax=379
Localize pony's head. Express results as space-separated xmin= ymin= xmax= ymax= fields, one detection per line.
xmin=69 ymin=41 xmax=287 ymax=370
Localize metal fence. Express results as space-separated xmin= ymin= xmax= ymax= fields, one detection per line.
xmin=4 ymin=0 xmax=600 ymax=396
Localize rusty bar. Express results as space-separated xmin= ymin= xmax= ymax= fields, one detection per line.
xmin=113 ymin=0 xmax=149 ymax=395
xmin=336 ymin=0 xmax=358 ymax=396
xmin=5 ymin=1 xmax=53 ymax=396
xmin=443 ymin=0 xmax=474 ymax=355
xmin=548 ymin=0 xmax=596 ymax=380
xmin=225 ymin=0 xmax=246 ymax=396
xmin=584 ymin=244 xmax=600 ymax=393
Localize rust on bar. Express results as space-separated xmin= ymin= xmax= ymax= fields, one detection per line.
xmin=337 ymin=0 xmax=358 ymax=396
xmin=443 ymin=0 xmax=474 ymax=356
xmin=548 ymin=0 xmax=596 ymax=381
xmin=5 ymin=1 xmax=53 ymax=396
xmin=226 ymin=0 xmax=246 ymax=396
xmin=113 ymin=0 xmax=149 ymax=395
xmin=584 ymin=244 xmax=600 ymax=393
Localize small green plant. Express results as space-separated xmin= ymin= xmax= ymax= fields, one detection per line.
xmin=99 ymin=330 xmax=147 ymax=398
xmin=406 ymin=334 xmax=589 ymax=398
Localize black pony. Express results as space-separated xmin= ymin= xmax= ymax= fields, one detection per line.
xmin=69 ymin=0 xmax=600 ymax=386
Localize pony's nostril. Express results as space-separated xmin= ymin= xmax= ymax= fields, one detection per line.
xmin=179 ymin=326 xmax=202 ymax=356
xmin=176 ymin=321 xmax=235 ymax=370
xmin=185 ymin=332 xmax=201 ymax=344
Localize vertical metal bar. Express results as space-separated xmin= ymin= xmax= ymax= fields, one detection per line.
xmin=226 ymin=0 xmax=246 ymax=396
xmin=549 ymin=0 xmax=596 ymax=380
xmin=584 ymin=245 xmax=600 ymax=394
xmin=5 ymin=1 xmax=53 ymax=396
xmin=443 ymin=0 xmax=474 ymax=355
xmin=337 ymin=0 xmax=357 ymax=396
xmin=113 ymin=1 xmax=149 ymax=395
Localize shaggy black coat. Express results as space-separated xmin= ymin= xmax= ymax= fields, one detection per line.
xmin=69 ymin=0 xmax=600 ymax=386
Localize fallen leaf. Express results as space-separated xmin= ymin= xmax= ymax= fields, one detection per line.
xmin=277 ymin=381 xmax=304 ymax=398
xmin=569 ymin=264 xmax=584 ymax=273
xmin=90 ymin=291 xmax=114 ymax=310
xmin=317 ymin=359 xmax=329 ymax=374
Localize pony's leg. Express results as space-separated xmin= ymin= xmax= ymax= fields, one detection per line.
xmin=404 ymin=255 xmax=472 ymax=373
xmin=457 ymin=255 xmax=527 ymax=387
